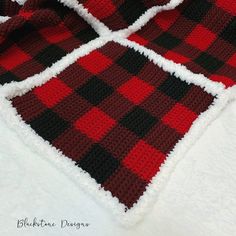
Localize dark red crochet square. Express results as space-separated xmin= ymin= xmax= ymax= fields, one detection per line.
xmin=11 ymin=42 xmax=215 ymax=209
xmin=155 ymin=9 xmax=180 ymax=30
xmin=103 ymin=165 xmax=147 ymax=209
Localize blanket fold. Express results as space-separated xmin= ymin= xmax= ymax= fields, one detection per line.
xmin=0 ymin=0 xmax=98 ymax=85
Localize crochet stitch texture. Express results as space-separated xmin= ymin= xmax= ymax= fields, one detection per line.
xmin=0 ymin=0 xmax=235 ymax=226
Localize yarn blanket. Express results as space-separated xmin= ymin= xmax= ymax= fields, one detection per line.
xmin=0 ymin=0 xmax=235 ymax=226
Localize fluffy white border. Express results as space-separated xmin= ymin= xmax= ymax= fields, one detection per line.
xmin=1 ymin=34 xmax=235 ymax=226
xmin=12 ymin=0 xmax=25 ymax=5
xmin=0 ymin=16 xmax=10 ymax=23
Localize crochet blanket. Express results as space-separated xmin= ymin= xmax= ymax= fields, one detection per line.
xmin=0 ymin=0 xmax=235 ymax=226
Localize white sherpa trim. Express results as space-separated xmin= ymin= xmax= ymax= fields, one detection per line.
xmin=0 ymin=34 xmax=234 ymax=226
xmin=113 ymin=0 xmax=184 ymax=37
xmin=58 ymin=0 xmax=111 ymax=36
xmin=0 ymin=16 xmax=10 ymax=23
xmin=13 ymin=0 xmax=25 ymax=5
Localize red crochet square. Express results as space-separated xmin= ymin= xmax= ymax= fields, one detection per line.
xmin=19 ymin=10 xmax=34 ymax=20
xmin=216 ymin=0 xmax=236 ymax=14
xmin=0 ymin=45 xmax=31 ymax=70
xmin=227 ymin=53 xmax=236 ymax=67
xmin=162 ymin=103 xmax=198 ymax=134
xmin=77 ymin=51 xmax=112 ymax=74
xmin=52 ymin=128 xmax=93 ymax=162
xmin=40 ymin=24 xmax=73 ymax=43
xmin=127 ymin=34 xmax=148 ymax=46
xmin=117 ymin=76 xmax=155 ymax=105
xmin=123 ymin=140 xmax=165 ymax=181
xmin=186 ymin=25 xmax=216 ymax=51
xmin=83 ymin=0 xmax=116 ymax=19
xmin=210 ymin=75 xmax=235 ymax=88
xmin=164 ymin=51 xmax=190 ymax=64
xmin=75 ymin=107 xmax=116 ymax=142
xmin=34 ymin=78 xmax=72 ymax=108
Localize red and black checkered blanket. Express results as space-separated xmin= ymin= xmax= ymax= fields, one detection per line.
xmin=0 ymin=0 xmax=235 ymax=225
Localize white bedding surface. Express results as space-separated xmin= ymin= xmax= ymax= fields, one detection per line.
xmin=0 ymin=99 xmax=236 ymax=236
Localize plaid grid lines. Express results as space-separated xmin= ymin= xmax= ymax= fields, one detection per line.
xmin=128 ymin=0 xmax=236 ymax=87
xmin=11 ymin=42 xmax=215 ymax=208
xmin=0 ymin=0 xmax=98 ymax=85
xmin=78 ymin=0 xmax=170 ymax=31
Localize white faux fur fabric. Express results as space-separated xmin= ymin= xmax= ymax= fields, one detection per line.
xmin=0 ymin=16 xmax=10 ymax=23
xmin=12 ymin=0 xmax=25 ymax=4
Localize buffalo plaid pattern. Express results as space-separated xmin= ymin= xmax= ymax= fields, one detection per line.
xmin=128 ymin=0 xmax=236 ymax=87
xmin=78 ymin=0 xmax=170 ymax=31
xmin=0 ymin=0 xmax=98 ymax=85
xmin=11 ymin=42 xmax=215 ymax=208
